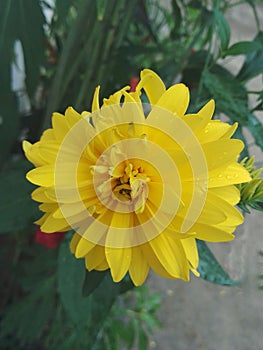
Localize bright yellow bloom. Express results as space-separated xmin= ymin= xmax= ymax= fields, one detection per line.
xmin=23 ymin=69 xmax=251 ymax=286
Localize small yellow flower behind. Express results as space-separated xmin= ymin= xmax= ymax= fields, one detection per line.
xmin=23 ymin=69 xmax=251 ymax=286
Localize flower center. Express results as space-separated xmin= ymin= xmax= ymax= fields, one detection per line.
xmin=111 ymin=162 xmax=150 ymax=213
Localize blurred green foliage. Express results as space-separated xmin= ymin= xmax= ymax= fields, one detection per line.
xmin=0 ymin=0 xmax=263 ymax=349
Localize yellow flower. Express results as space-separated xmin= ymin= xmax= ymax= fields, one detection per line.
xmin=23 ymin=69 xmax=251 ymax=286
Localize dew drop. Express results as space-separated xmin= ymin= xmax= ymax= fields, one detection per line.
xmin=227 ymin=175 xmax=232 ymax=179
xmin=218 ymin=174 xmax=223 ymax=178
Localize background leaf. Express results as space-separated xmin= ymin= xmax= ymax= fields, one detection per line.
xmin=197 ymin=240 xmax=237 ymax=286
xmin=237 ymin=31 xmax=263 ymax=82
xmin=58 ymin=238 xmax=121 ymax=347
xmin=82 ymin=269 xmax=108 ymax=297
xmin=202 ymin=66 xmax=263 ymax=152
xmin=0 ymin=161 xmax=39 ymax=233
xmin=224 ymin=40 xmax=262 ymax=56
xmin=214 ymin=9 xmax=230 ymax=51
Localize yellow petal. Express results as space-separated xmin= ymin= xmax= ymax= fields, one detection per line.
xmin=197 ymin=99 xmax=215 ymax=119
xmin=102 ymin=86 xmax=130 ymax=107
xmin=155 ymin=83 xmax=189 ymax=117
xmin=220 ymin=122 xmax=238 ymax=139
xmin=65 ymin=107 xmax=82 ymax=128
xmin=40 ymin=213 xmax=70 ymax=233
xmin=198 ymin=120 xmax=236 ymax=144
xmin=70 ymin=232 xmax=81 ymax=253
xmin=23 ymin=141 xmax=47 ymax=167
xmin=181 ymin=237 xmax=199 ymax=270
xmin=75 ymin=210 xmax=113 ymax=258
xmin=209 ymin=162 xmax=251 ymax=188
xmin=92 ymin=85 xmax=100 ymax=112
xmin=38 ymin=141 xmax=60 ymax=163
xmin=39 ymin=202 xmax=58 ymax=213
xmin=148 ymin=234 xmax=189 ymax=280
xmin=138 ymin=69 xmax=166 ymax=104
xmin=26 ymin=165 xmax=55 ymax=187
xmin=95 ymin=258 xmax=109 ymax=271
xmin=206 ymin=192 xmax=243 ymax=226
xmin=193 ymin=223 xmax=235 ymax=242
xmin=75 ymin=237 xmax=96 ymax=258
xmin=31 ymin=187 xmax=55 ymax=203
xmin=52 ymin=112 xmax=69 ymax=142
xmin=129 ymin=247 xmax=149 ymax=286
xmin=40 ymin=128 xmax=56 ymax=142
xmin=210 ymin=185 xmax=240 ymax=205
xmin=34 ymin=213 xmax=49 ymax=226
xmin=202 ymin=139 xmax=244 ymax=171
xmin=85 ymin=246 xmax=106 ymax=271
xmin=106 ymin=246 xmax=132 ymax=282
xmin=141 ymin=243 xmax=176 ymax=279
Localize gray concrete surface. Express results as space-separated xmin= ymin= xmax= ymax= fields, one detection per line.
xmin=146 ymin=3 xmax=263 ymax=350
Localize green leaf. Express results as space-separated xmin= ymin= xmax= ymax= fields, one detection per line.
xmin=55 ymin=0 xmax=76 ymax=25
xmin=82 ymin=269 xmax=108 ymax=297
xmin=140 ymin=312 xmax=161 ymax=332
xmin=224 ymin=41 xmax=262 ymax=56
xmin=237 ymin=32 xmax=263 ymax=82
xmin=141 ymin=292 xmax=161 ymax=313
xmin=0 ymin=92 xmax=20 ymax=165
xmin=138 ymin=327 xmax=148 ymax=350
xmin=58 ymin=239 xmax=121 ymax=347
xmin=170 ymin=0 xmax=182 ymax=36
xmin=0 ymin=276 xmax=55 ymax=344
xmin=197 ymin=240 xmax=237 ymax=286
xmin=96 ymin=0 xmax=108 ymax=20
xmin=0 ymin=0 xmax=46 ymax=96
xmin=202 ymin=66 xmax=263 ymax=152
xmin=118 ymin=274 xmax=135 ymax=294
xmin=0 ymin=162 xmax=39 ymax=233
xmin=214 ymin=9 xmax=230 ymax=51
xmin=16 ymin=0 xmax=46 ymax=96
xmin=0 ymin=1 xmax=20 ymax=164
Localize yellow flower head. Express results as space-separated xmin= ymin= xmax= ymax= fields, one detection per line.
xmin=23 ymin=69 xmax=251 ymax=286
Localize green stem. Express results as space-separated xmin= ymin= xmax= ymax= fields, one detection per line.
xmin=75 ymin=0 xmax=119 ymax=109
xmin=42 ymin=0 xmax=94 ymax=130
xmin=95 ymin=0 xmax=139 ymax=91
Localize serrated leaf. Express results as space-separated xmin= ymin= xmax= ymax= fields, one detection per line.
xmin=0 ymin=163 xmax=39 ymax=233
xmin=197 ymin=240 xmax=237 ymax=286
